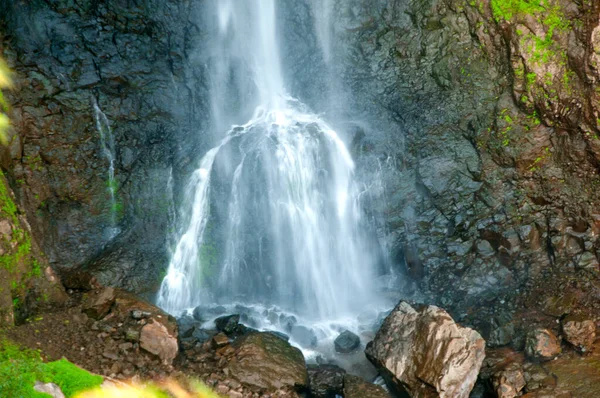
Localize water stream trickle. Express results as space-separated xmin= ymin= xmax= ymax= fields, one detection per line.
xmin=91 ymin=97 xmax=120 ymax=239
xmin=158 ymin=0 xmax=394 ymax=356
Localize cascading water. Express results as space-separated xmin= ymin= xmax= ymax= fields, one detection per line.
xmin=158 ymin=0 xmax=393 ymax=356
xmin=91 ymin=97 xmax=119 ymax=239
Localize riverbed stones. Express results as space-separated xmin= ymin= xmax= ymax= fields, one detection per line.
xmin=365 ymin=301 xmax=485 ymax=398
xmin=307 ymin=364 xmax=345 ymax=397
xmin=561 ymin=315 xmax=596 ymax=352
xmin=334 ymin=330 xmax=360 ymax=353
xmin=525 ymin=329 xmax=561 ymax=360
xmin=226 ymin=332 xmax=308 ymax=391
xmin=140 ymin=320 xmax=178 ymax=365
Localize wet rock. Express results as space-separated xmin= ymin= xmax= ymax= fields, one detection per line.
xmin=525 ymin=329 xmax=561 ymax=361
xmin=307 ymin=364 xmax=345 ymax=398
xmin=343 ymin=375 xmax=390 ymax=398
xmin=491 ymin=363 xmax=526 ymax=398
xmin=215 ymin=314 xmax=241 ymax=335
xmin=177 ymin=315 xmax=199 ymax=339
xmin=192 ymin=328 xmax=217 ymax=344
xmin=561 ymin=315 xmax=596 ymax=352
xmin=266 ymin=330 xmax=290 ymax=342
xmin=488 ymin=323 xmax=516 ymax=348
xmin=192 ymin=305 xmax=206 ymax=322
xmin=334 ymin=330 xmax=360 ymax=353
xmin=82 ymin=287 xmax=115 ymax=320
xmin=34 ymin=381 xmax=65 ymax=398
xmin=140 ymin=320 xmax=178 ymax=365
xmin=365 ymin=301 xmax=485 ymax=398
xmin=291 ymin=325 xmax=317 ymax=347
xmin=227 ymin=332 xmax=308 ymax=391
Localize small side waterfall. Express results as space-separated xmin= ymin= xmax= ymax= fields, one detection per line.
xmin=91 ymin=97 xmax=119 ymax=238
xmin=158 ymin=0 xmax=390 ymax=348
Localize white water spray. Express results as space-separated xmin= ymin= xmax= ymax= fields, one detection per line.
xmin=158 ymin=0 xmax=386 ymax=337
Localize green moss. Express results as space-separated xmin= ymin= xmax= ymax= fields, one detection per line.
xmin=492 ymin=0 xmax=569 ymax=65
xmin=0 ymin=339 xmax=103 ymax=398
xmin=0 ymin=171 xmax=18 ymax=224
xmin=42 ymin=359 xmax=103 ymax=397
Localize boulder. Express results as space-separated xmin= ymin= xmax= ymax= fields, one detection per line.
xmin=307 ymin=364 xmax=345 ymax=397
xmin=291 ymin=325 xmax=317 ymax=347
xmin=82 ymin=287 xmax=115 ymax=320
xmin=334 ymin=330 xmax=360 ymax=353
xmin=561 ymin=316 xmax=596 ymax=352
xmin=343 ymin=375 xmax=390 ymax=398
xmin=215 ymin=314 xmax=241 ymax=335
xmin=525 ymin=329 xmax=561 ymax=361
xmin=365 ymin=301 xmax=485 ymax=398
xmin=491 ymin=363 xmax=526 ymax=398
xmin=226 ymin=332 xmax=308 ymax=391
xmin=140 ymin=320 xmax=179 ymax=365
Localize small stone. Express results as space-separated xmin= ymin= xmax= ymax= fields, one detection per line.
xmin=34 ymin=381 xmax=65 ymax=398
xmin=212 ymin=333 xmax=230 ymax=348
xmin=334 ymin=330 xmax=360 ymax=353
xmin=491 ymin=363 xmax=526 ymax=398
xmin=525 ymin=328 xmax=561 ymax=360
xmin=124 ymin=328 xmax=140 ymax=342
xmin=131 ymin=310 xmax=151 ymax=319
xmin=562 ymin=315 xmax=596 ymax=352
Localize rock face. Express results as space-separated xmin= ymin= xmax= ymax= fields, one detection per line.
xmin=366 ymin=301 xmax=485 ymax=398
xmin=226 ymin=332 xmax=308 ymax=392
xmin=0 ymin=171 xmax=67 ymax=326
xmin=525 ymin=329 xmax=562 ymax=361
xmin=562 ymin=316 xmax=596 ymax=352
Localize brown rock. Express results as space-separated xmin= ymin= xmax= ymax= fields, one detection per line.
xmin=343 ymin=374 xmax=390 ymax=398
xmin=561 ymin=316 xmax=596 ymax=352
xmin=365 ymin=301 xmax=485 ymax=398
xmin=82 ymin=287 xmax=115 ymax=320
xmin=140 ymin=320 xmax=178 ymax=365
xmin=492 ymin=363 xmax=526 ymax=398
xmin=525 ymin=329 xmax=561 ymax=361
xmin=212 ymin=333 xmax=230 ymax=348
xmin=227 ymin=332 xmax=308 ymax=391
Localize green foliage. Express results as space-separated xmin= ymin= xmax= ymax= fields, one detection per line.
xmin=0 ymin=170 xmax=18 ymax=224
xmin=0 ymin=339 xmax=103 ymax=398
xmin=491 ymin=0 xmax=569 ymax=65
xmin=43 ymin=359 xmax=104 ymax=397
xmin=0 ymin=58 xmax=12 ymax=145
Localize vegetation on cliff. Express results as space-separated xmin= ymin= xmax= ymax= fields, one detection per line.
xmin=0 ymin=58 xmax=11 ymax=144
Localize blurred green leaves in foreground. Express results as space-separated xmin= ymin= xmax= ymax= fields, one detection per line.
xmin=0 ymin=58 xmax=13 ymax=145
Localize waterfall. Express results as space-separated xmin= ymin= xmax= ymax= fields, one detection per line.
xmin=91 ymin=97 xmax=119 ymax=238
xmin=158 ymin=0 xmax=385 ymax=327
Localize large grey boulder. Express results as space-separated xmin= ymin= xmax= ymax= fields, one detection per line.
xmin=366 ymin=301 xmax=485 ymax=398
